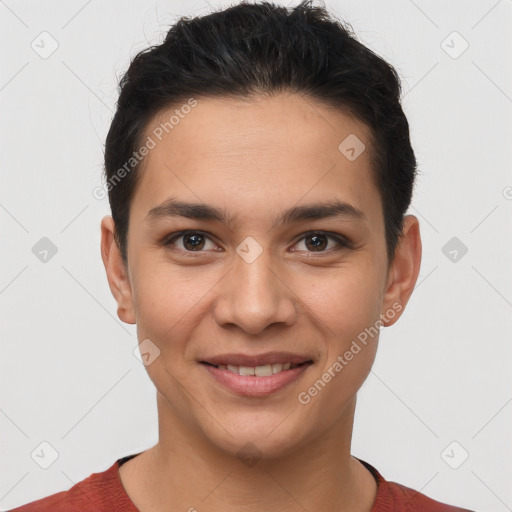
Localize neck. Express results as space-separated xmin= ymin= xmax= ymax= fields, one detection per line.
xmin=119 ymin=394 xmax=377 ymax=512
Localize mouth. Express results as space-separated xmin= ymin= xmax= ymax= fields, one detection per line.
xmin=198 ymin=353 xmax=314 ymax=397
xmin=200 ymin=360 xmax=313 ymax=376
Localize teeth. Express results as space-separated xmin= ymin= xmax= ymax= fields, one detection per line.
xmin=255 ymin=364 xmax=273 ymax=376
xmin=216 ymin=362 xmax=302 ymax=376
xmin=272 ymin=363 xmax=283 ymax=373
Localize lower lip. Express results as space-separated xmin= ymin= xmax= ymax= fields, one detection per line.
xmin=201 ymin=363 xmax=312 ymax=397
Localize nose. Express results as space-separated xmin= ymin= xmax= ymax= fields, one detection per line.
xmin=212 ymin=248 xmax=297 ymax=335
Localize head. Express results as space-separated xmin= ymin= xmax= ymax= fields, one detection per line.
xmin=101 ymin=0 xmax=421 ymax=459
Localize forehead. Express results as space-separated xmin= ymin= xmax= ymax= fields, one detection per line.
xmin=132 ymin=93 xmax=381 ymax=228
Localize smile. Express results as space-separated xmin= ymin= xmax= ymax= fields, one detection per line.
xmin=203 ymin=361 xmax=308 ymax=376
xmin=200 ymin=360 xmax=313 ymax=397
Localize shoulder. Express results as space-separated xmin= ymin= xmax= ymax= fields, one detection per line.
xmin=8 ymin=486 xmax=81 ymax=512
xmin=382 ymin=480 xmax=475 ymax=512
xmin=357 ymin=458 xmax=476 ymax=512
xmin=8 ymin=457 xmax=137 ymax=512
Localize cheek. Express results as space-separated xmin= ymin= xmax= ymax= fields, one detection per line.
xmin=297 ymin=341 xmax=378 ymax=434
xmin=129 ymin=266 xmax=214 ymax=398
xmin=303 ymin=264 xmax=383 ymax=340
xmin=297 ymin=265 xmax=382 ymax=397
xmin=296 ymin=271 xmax=381 ymax=424
xmin=129 ymin=261 xmax=215 ymax=350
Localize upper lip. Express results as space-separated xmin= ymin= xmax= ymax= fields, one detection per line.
xmin=200 ymin=351 xmax=313 ymax=367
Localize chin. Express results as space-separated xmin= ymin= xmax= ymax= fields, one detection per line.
xmin=198 ymin=412 xmax=312 ymax=462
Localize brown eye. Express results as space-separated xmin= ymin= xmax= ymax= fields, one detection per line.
xmin=293 ymin=231 xmax=352 ymax=253
xmin=305 ymin=233 xmax=328 ymax=251
xmin=163 ymin=231 xmax=217 ymax=252
xmin=181 ymin=233 xmax=206 ymax=251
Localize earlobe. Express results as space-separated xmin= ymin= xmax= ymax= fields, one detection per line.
xmin=100 ymin=216 xmax=136 ymax=325
xmin=381 ymin=215 xmax=422 ymax=327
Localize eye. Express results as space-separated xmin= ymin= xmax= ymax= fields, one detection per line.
xmin=162 ymin=231 xmax=218 ymax=252
xmin=161 ymin=230 xmax=353 ymax=254
xmin=292 ymin=231 xmax=352 ymax=253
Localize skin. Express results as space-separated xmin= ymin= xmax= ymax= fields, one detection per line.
xmin=101 ymin=92 xmax=421 ymax=512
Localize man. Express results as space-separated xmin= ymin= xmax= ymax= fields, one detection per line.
xmin=11 ymin=1 xmax=474 ymax=510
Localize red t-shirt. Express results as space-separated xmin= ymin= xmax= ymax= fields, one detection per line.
xmin=9 ymin=454 xmax=475 ymax=511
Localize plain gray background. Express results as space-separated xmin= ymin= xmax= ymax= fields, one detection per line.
xmin=1 ymin=0 xmax=511 ymax=510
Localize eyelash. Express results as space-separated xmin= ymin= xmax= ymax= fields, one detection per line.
xmin=161 ymin=230 xmax=353 ymax=255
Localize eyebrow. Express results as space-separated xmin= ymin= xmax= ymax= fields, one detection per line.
xmin=145 ymin=196 xmax=367 ymax=228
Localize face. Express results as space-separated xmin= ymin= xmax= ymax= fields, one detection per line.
xmin=102 ymin=92 xmax=420 ymax=460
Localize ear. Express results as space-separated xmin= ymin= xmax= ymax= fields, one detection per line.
xmin=100 ymin=216 xmax=136 ymax=324
xmin=381 ymin=215 xmax=422 ymax=327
